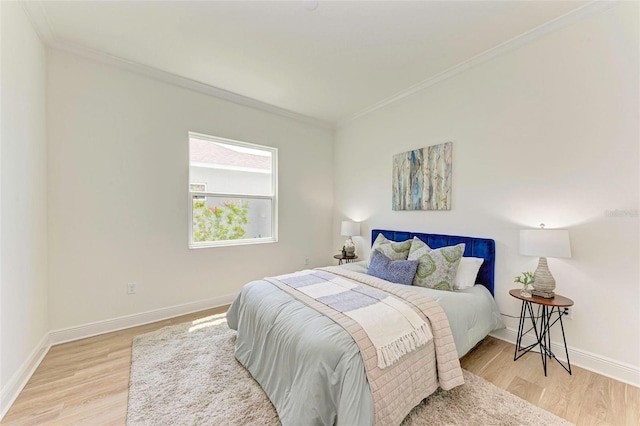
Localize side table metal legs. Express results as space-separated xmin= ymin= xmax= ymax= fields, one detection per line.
xmin=513 ymin=301 xmax=572 ymax=376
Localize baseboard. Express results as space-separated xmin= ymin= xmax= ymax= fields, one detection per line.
xmin=0 ymin=333 xmax=51 ymax=420
xmin=491 ymin=327 xmax=640 ymax=387
xmin=4 ymin=300 xmax=636 ymax=422
xmin=1 ymin=294 xmax=237 ymax=421
xmin=49 ymin=293 xmax=237 ymax=345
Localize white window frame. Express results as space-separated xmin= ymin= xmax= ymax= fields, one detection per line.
xmin=188 ymin=132 xmax=278 ymax=249
xmin=190 ymin=183 xmax=207 ymax=200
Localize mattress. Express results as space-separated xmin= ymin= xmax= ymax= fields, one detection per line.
xmin=227 ymin=264 xmax=504 ymax=425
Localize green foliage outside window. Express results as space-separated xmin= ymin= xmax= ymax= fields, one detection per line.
xmin=193 ymin=200 xmax=249 ymax=242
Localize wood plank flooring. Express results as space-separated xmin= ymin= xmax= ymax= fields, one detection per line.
xmin=2 ymin=307 xmax=638 ymax=425
xmin=459 ymin=336 xmax=640 ymax=425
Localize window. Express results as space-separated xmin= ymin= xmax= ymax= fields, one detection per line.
xmin=188 ymin=132 xmax=277 ymax=248
xmin=189 ymin=183 xmax=207 ymax=200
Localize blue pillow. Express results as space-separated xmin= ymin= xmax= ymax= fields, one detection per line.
xmin=367 ymin=250 xmax=419 ymax=285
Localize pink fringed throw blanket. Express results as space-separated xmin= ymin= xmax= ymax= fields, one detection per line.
xmin=266 ymin=266 xmax=464 ymax=426
xmin=267 ymin=269 xmax=432 ymax=368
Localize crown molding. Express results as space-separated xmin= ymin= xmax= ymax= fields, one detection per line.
xmin=20 ymin=0 xmax=55 ymax=45
xmin=51 ymin=40 xmax=334 ymax=129
xmin=20 ymin=2 xmax=333 ymax=130
xmin=21 ymin=0 xmax=617 ymax=131
xmin=337 ymin=0 xmax=619 ymax=128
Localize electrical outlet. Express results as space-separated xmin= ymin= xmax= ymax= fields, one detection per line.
xmin=127 ymin=282 xmax=137 ymax=295
xmin=304 ymin=257 xmax=310 ymax=266
xmin=562 ymin=307 xmax=572 ymax=319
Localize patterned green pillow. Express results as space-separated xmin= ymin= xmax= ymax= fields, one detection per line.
xmin=409 ymin=236 xmax=431 ymax=256
xmin=368 ymin=234 xmax=412 ymax=267
xmin=408 ymin=238 xmax=465 ymax=291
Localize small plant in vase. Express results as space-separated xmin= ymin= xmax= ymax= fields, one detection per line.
xmin=514 ymin=271 xmax=535 ymax=297
xmin=341 ymin=246 xmax=347 ymax=258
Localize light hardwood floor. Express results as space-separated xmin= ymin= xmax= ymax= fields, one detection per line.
xmin=2 ymin=307 xmax=638 ymax=425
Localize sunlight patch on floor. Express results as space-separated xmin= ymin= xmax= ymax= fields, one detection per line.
xmin=189 ymin=312 xmax=228 ymax=332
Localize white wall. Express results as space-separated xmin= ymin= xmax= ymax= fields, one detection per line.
xmin=334 ymin=3 xmax=639 ymax=382
xmin=0 ymin=1 xmax=49 ymax=414
xmin=47 ymin=50 xmax=334 ymax=330
xmin=2 ymin=2 xmax=637 ymax=415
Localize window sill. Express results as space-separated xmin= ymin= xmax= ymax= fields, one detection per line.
xmin=189 ymin=237 xmax=277 ymax=249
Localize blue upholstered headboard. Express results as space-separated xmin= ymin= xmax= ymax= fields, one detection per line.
xmin=371 ymin=229 xmax=496 ymax=296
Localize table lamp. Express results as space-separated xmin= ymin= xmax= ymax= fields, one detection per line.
xmin=519 ymin=224 xmax=571 ymax=298
xmin=340 ymin=221 xmax=360 ymax=256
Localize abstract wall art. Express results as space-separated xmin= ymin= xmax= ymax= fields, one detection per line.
xmin=392 ymin=142 xmax=452 ymax=211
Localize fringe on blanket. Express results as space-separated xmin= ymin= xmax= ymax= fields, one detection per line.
xmin=377 ymin=323 xmax=432 ymax=369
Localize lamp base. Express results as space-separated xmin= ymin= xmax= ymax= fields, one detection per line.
xmin=532 ymin=256 xmax=557 ymax=297
xmin=344 ymin=237 xmax=355 ymax=256
xmin=531 ymin=289 xmax=555 ymax=299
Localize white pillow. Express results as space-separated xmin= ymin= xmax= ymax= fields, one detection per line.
xmin=454 ymin=257 xmax=484 ymax=290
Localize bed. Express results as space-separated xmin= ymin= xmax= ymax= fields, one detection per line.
xmin=227 ymin=229 xmax=504 ymax=425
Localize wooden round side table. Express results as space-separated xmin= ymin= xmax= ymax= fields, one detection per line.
xmin=333 ymin=254 xmax=358 ymax=265
xmin=509 ymin=289 xmax=573 ymax=376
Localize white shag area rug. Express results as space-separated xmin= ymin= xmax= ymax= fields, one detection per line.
xmin=127 ymin=313 xmax=572 ymax=426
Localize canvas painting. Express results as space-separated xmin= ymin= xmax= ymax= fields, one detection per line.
xmin=392 ymin=142 xmax=452 ymax=211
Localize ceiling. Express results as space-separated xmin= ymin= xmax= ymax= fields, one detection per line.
xmin=32 ymin=1 xmax=588 ymax=126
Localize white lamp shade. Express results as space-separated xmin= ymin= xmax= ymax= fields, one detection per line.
xmin=520 ymin=229 xmax=571 ymax=258
xmin=341 ymin=221 xmax=361 ymax=237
